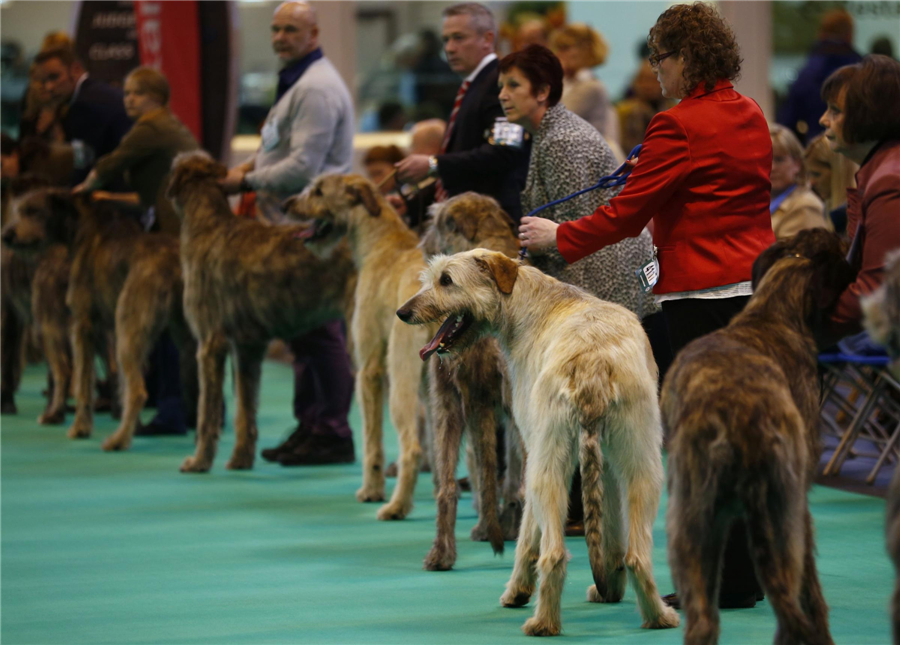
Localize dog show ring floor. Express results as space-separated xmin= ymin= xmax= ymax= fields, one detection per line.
xmin=1 ymin=361 xmax=894 ymax=644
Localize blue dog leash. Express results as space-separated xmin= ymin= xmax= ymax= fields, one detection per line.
xmin=518 ymin=144 xmax=642 ymax=261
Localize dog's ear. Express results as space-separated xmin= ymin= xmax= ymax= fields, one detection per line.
xmin=446 ymin=212 xmax=478 ymax=241
xmin=810 ymin=250 xmax=855 ymax=311
xmin=348 ymin=181 xmax=381 ymax=217
xmin=475 ymin=252 xmax=519 ymax=295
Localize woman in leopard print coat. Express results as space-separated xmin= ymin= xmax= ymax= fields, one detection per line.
xmin=499 ymin=46 xmax=658 ymax=319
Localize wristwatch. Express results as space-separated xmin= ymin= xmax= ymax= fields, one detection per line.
xmin=427 ymin=156 xmax=439 ymax=178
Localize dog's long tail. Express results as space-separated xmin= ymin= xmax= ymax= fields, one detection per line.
xmin=580 ymin=420 xmax=614 ymax=599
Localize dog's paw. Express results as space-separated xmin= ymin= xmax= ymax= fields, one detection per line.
xmin=642 ymin=606 xmax=680 ymax=630
xmin=225 ymin=451 xmax=254 ymax=470
xmin=180 ymin=455 xmax=211 ymax=473
xmin=385 ymin=461 xmax=398 ymax=478
xmin=66 ymin=422 xmax=92 ymax=439
xmin=101 ymin=433 xmax=132 ymax=452
xmin=0 ymin=398 xmax=17 ymax=415
xmin=423 ymin=544 xmax=456 ymax=571
xmin=38 ymin=408 xmax=65 ymax=425
xmin=500 ymin=588 xmax=533 ymax=608
xmin=522 ymin=617 xmax=560 ymax=637
xmin=470 ymin=521 xmax=490 ymax=542
xmin=356 ymin=486 xmax=386 ymax=503
xmin=376 ymin=501 xmax=410 ymax=521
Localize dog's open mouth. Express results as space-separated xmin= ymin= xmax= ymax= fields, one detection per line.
xmin=420 ymin=312 xmax=474 ymax=361
xmin=294 ymin=219 xmax=334 ymax=242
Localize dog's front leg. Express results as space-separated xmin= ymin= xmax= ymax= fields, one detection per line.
xmin=424 ymin=361 xmax=463 ymax=570
xmin=227 ymin=343 xmax=266 ymax=470
xmin=355 ymin=353 xmax=386 ymax=503
xmin=66 ymin=316 xmax=95 ymax=439
xmin=180 ymin=334 xmax=227 ymax=473
xmin=38 ymin=322 xmax=70 ymax=425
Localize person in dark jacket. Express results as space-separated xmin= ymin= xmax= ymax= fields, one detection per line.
xmin=33 ymin=47 xmax=132 ymax=186
xmin=777 ymin=8 xmax=862 ymax=144
xmin=395 ymin=2 xmax=530 ymax=223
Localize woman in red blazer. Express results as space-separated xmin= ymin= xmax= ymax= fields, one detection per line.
xmin=520 ymin=3 xmax=772 ymax=609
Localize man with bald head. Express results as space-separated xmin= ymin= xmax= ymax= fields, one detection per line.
xmin=222 ymin=1 xmax=356 ymax=466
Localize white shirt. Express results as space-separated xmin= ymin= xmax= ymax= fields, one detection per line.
xmin=463 ymin=53 xmax=498 ymax=83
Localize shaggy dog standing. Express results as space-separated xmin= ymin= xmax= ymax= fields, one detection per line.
xmin=397 ymin=249 xmax=678 ymax=636
xmin=1 ymin=179 xmax=71 ymax=422
xmin=167 ymin=153 xmax=355 ymax=473
xmin=418 ymin=192 xmax=525 ymax=569
xmin=285 ymin=174 xmax=432 ymax=520
xmin=863 ymin=250 xmax=900 ymax=640
xmin=5 ymin=189 xmax=198 ymax=450
xmin=663 ymin=228 xmax=853 ymax=645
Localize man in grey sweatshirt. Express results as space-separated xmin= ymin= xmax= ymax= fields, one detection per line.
xmin=221 ymin=1 xmax=356 ymax=465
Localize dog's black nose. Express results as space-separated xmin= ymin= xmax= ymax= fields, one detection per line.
xmin=396 ymin=307 xmax=413 ymax=323
xmin=2 ymin=230 xmax=15 ymax=246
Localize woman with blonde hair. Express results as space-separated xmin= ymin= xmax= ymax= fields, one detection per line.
xmin=768 ymin=122 xmax=831 ymax=239
xmin=549 ymin=23 xmax=619 ymax=148
xmin=804 ymin=132 xmax=858 ymax=235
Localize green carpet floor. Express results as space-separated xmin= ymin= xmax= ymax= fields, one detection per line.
xmin=1 ymin=361 xmax=894 ymax=644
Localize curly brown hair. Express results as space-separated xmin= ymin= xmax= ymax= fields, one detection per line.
xmin=647 ymin=2 xmax=741 ymax=94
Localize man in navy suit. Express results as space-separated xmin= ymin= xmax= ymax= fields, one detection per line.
xmin=33 ymin=47 xmax=132 ymax=185
xmin=396 ymin=3 xmax=529 ymax=223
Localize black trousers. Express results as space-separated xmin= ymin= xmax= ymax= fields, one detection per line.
xmin=662 ymin=295 xmax=764 ymax=599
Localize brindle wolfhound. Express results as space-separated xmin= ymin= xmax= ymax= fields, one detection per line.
xmin=6 ymin=190 xmax=199 ymax=450
xmin=863 ymin=251 xmax=900 ymax=641
xmin=284 ymin=174 xmax=433 ymax=521
xmin=663 ymin=228 xmax=854 ymax=645
xmin=418 ymin=192 xmax=525 ymax=569
xmin=1 ymin=178 xmax=72 ymax=423
xmin=167 ymin=153 xmax=355 ymax=473
xmin=397 ymin=249 xmax=678 ymax=636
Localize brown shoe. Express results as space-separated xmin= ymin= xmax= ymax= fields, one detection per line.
xmin=261 ymin=425 xmax=310 ymax=463
xmin=278 ymin=433 xmax=355 ymax=466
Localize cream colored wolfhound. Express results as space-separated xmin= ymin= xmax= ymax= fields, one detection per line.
xmin=285 ymin=174 xmax=432 ymax=521
xmin=397 ymin=249 xmax=678 ymax=636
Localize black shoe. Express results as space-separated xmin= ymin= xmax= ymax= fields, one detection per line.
xmin=278 ymin=433 xmax=355 ymax=466
xmin=135 ymin=420 xmax=188 ymax=436
xmin=661 ymin=592 xmax=758 ymax=610
xmin=458 ymin=476 xmax=471 ymax=492
xmin=261 ymin=425 xmax=310 ymax=463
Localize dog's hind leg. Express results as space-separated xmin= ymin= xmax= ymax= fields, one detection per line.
xmin=424 ymin=361 xmax=464 ymax=570
xmin=667 ymin=463 xmax=726 ymax=644
xmin=465 ymin=386 xmax=503 ymax=553
xmin=518 ymin=427 xmax=575 ymax=636
xmin=227 ymin=342 xmax=266 ymax=470
xmin=378 ymin=323 xmax=425 ymax=520
xmin=583 ymin=431 xmax=627 ymax=604
xmin=66 ymin=316 xmax=95 ymax=439
xmin=37 ymin=320 xmax=70 ymax=425
xmin=798 ymin=507 xmax=834 ymax=645
xmin=181 ymin=333 xmax=228 ymax=473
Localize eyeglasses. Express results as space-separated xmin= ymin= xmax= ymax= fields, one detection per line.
xmin=649 ymin=50 xmax=677 ymax=68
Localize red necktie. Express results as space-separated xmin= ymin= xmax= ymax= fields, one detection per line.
xmin=435 ymin=79 xmax=471 ymax=202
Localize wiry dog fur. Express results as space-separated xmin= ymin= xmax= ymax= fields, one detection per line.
xmin=663 ymin=228 xmax=854 ymax=645
xmin=168 ymin=153 xmax=355 ymax=473
xmin=863 ymin=251 xmax=900 ymax=641
xmin=1 ymin=178 xmax=72 ymax=422
xmin=10 ymin=190 xmax=199 ymax=450
xmin=418 ymin=192 xmax=525 ymax=570
xmin=397 ymin=249 xmax=678 ymax=635
xmin=285 ymin=173 xmax=432 ymax=520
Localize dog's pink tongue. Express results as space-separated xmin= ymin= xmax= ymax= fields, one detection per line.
xmin=419 ymin=316 xmax=456 ymax=361
xmin=292 ymin=227 xmax=315 ymax=240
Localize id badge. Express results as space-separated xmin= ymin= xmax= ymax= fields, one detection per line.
xmin=72 ymin=139 xmax=93 ymax=170
xmin=261 ymin=117 xmax=280 ymax=152
xmin=491 ymin=118 xmax=525 ymax=148
xmin=635 ymin=247 xmax=659 ymax=293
